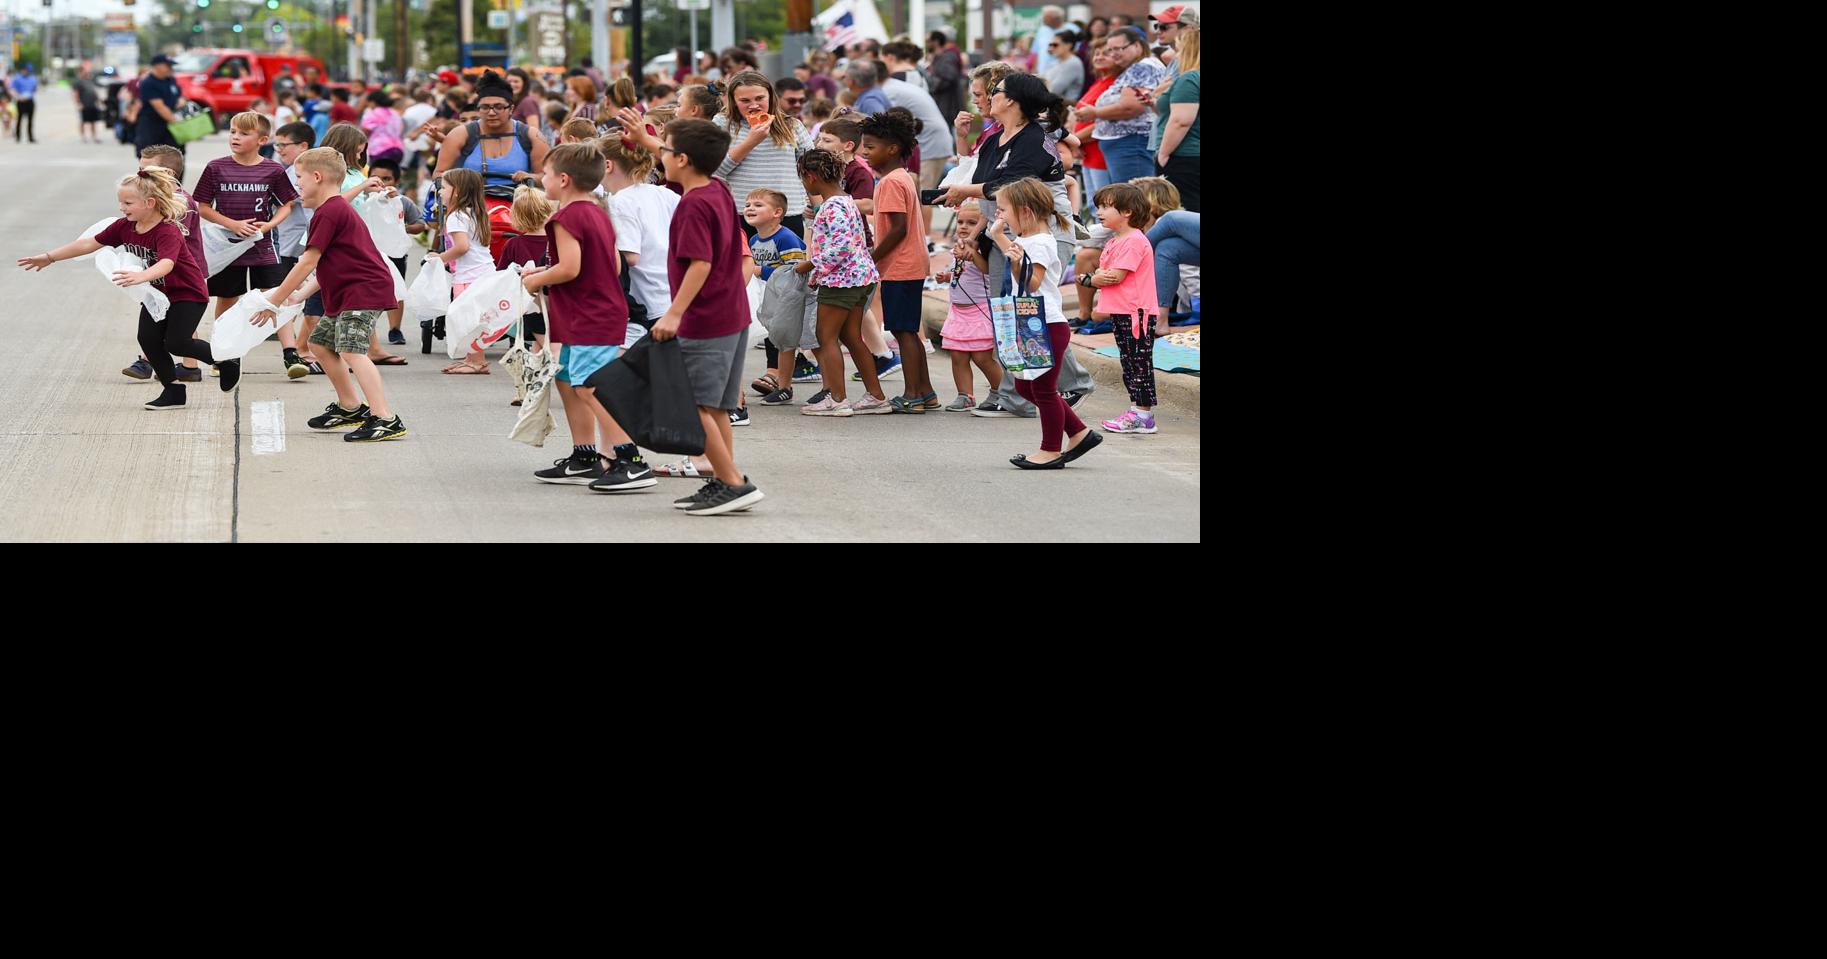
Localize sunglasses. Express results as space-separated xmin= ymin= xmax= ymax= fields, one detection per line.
xmin=783 ymin=97 xmax=806 ymax=106
xmin=990 ymin=85 xmax=1006 ymax=96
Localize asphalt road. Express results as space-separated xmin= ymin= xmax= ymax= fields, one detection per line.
xmin=0 ymin=94 xmax=1201 ymax=541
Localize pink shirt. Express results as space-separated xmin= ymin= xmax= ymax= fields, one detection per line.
xmin=1095 ymin=229 xmax=1157 ymax=334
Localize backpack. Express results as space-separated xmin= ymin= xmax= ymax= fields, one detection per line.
xmin=457 ymin=120 xmax=535 ymax=196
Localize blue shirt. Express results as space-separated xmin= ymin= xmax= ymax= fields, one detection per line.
xmin=855 ymin=86 xmax=892 ymax=117
xmin=748 ymin=227 xmax=807 ymax=280
xmin=10 ymin=74 xmax=37 ymax=99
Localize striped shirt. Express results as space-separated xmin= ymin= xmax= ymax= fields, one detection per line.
xmin=712 ymin=113 xmax=815 ymax=219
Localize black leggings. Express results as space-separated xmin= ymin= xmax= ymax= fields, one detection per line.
xmin=14 ymin=98 xmax=34 ymax=141
xmin=139 ymin=301 xmax=217 ymax=386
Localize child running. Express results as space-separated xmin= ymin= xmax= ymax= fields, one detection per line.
xmin=498 ymin=184 xmax=556 ymax=407
xmin=523 ymin=143 xmax=654 ymax=494
xmin=122 ymin=145 xmax=210 ymax=383
xmin=987 ymin=178 xmax=1099 ymax=469
xmin=859 ymin=110 xmax=940 ymax=413
xmin=795 ymin=148 xmax=884 ymax=416
xmin=653 ymin=118 xmax=766 ymax=514
xmin=19 ymin=168 xmax=239 ymax=410
xmin=192 ymin=111 xmax=303 ymax=378
xmin=256 ymin=147 xmax=407 ymax=442
xmin=935 ymin=205 xmax=1003 ymax=411
xmin=1084 ymin=183 xmax=1161 ymax=435
xmin=435 ymin=168 xmax=500 ymax=375
xmin=743 ymin=187 xmax=808 ymax=406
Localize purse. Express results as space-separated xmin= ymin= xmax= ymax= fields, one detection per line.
xmin=990 ymin=252 xmax=1055 ymax=378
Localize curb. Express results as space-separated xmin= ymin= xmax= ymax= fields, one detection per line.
xmin=921 ymin=295 xmax=1199 ymax=419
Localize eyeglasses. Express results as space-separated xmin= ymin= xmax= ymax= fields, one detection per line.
xmin=478 ymin=103 xmax=510 ymax=112
xmin=658 ymin=146 xmax=678 ymax=156
xmin=783 ymin=97 xmax=806 ymax=107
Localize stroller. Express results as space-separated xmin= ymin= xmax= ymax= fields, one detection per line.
xmin=418 ymin=172 xmax=524 ymax=354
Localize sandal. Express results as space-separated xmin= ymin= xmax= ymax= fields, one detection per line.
xmin=371 ymin=355 xmax=409 ymax=366
xmin=653 ymin=458 xmax=712 ymax=478
xmin=442 ymin=361 xmax=490 ymax=374
xmin=750 ymin=372 xmax=781 ymax=396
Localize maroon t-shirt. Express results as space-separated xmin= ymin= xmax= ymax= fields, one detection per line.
xmin=844 ymin=157 xmax=877 ymax=202
xmin=498 ymin=234 xmax=550 ymax=272
xmin=544 ymin=201 xmax=628 ymax=347
xmin=192 ymin=156 xmax=298 ymax=267
xmin=96 ymin=217 xmax=209 ymax=304
xmin=331 ymin=102 xmax=359 ymax=125
xmin=669 ymin=179 xmax=748 ymax=340
xmin=179 ymin=188 xmax=206 ymax=276
xmin=306 ymin=196 xmax=399 ymax=316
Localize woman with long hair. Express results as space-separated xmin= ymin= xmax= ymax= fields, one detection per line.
xmin=565 ymin=75 xmax=599 ymax=122
xmin=713 ymin=70 xmax=815 ymax=238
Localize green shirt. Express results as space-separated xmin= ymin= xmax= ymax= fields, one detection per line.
xmin=1155 ymin=70 xmax=1200 ymax=158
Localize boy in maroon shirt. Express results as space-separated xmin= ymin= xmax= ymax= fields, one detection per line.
xmin=652 ymin=119 xmax=765 ymax=516
xmin=256 ymin=148 xmax=407 ymax=442
xmin=522 ymin=144 xmax=654 ymax=494
xmin=192 ymin=111 xmax=308 ymax=378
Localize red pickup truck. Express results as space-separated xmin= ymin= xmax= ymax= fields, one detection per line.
xmin=167 ymin=49 xmax=355 ymax=126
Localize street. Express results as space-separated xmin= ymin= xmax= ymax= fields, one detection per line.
xmin=0 ymin=94 xmax=1201 ymax=542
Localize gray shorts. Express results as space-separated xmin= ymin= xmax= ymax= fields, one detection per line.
xmin=678 ymin=328 xmax=749 ymax=411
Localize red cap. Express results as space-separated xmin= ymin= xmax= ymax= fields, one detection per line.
xmin=438 ymin=70 xmax=461 ymax=85
xmin=1149 ymin=5 xmax=1199 ymax=26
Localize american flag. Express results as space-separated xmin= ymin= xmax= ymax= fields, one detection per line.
xmin=824 ymin=11 xmax=862 ymax=52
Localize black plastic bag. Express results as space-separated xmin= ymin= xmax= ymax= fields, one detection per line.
xmin=586 ymin=336 xmax=707 ymax=456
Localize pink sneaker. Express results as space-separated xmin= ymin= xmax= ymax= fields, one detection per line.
xmin=802 ymin=396 xmax=854 ymax=417
xmin=1102 ymin=409 xmax=1158 ymax=434
xmin=848 ymin=394 xmax=893 ymax=415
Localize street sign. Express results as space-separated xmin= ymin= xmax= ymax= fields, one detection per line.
xmin=364 ymin=38 xmax=385 ymax=62
xmin=535 ymin=10 xmax=566 ymax=64
xmin=487 ymin=9 xmax=510 ymax=29
xmin=677 ymin=0 xmax=709 ymax=10
xmin=104 ymin=12 xmax=135 ymax=32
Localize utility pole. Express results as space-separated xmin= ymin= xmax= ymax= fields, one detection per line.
xmin=396 ymin=0 xmax=407 ymax=77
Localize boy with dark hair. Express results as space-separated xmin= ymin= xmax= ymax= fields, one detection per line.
xmin=653 ymin=119 xmax=765 ymax=515
xmin=523 ymin=143 xmax=652 ymax=493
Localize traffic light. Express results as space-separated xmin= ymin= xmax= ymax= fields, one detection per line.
xmin=270 ymin=19 xmax=287 ymax=37
xmin=192 ymin=21 xmax=204 ymax=32
xmin=196 ymin=0 xmax=210 ymax=8
xmin=232 ymin=22 xmax=244 ymax=33
xmin=267 ymin=0 xmax=280 ymax=8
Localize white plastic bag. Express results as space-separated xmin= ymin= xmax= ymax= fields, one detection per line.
xmin=939 ymin=156 xmax=976 ymax=188
xmin=94 ymin=247 xmax=171 ymax=321
xmin=404 ymin=253 xmax=451 ymax=322
xmin=202 ymin=223 xmax=260 ymax=277
xmin=211 ymin=290 xmax=304 ymax=361
xmin=384 ymin=255 xmax=408 ymax=302
xmin=358 ymin=193 xmax=413 ymax=258
xmin=77 ymin=218 xmax=120 ymax=259
xmin=444 ymin=263 xmax=526 ymax=359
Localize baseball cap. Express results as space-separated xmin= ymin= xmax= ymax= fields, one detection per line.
xmin=150 ymin=54 xmax=175 ymax=67
xmin=1150 ymin=5 xmax=1199 ymax=26
xmin=438 ymin=70 xmax=461 ymax=85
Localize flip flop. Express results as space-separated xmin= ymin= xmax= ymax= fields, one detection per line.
xmin=371 ymin=355 xmax=409 ymax=366
xmin=442 ymin=362 xmax=490 ymax=374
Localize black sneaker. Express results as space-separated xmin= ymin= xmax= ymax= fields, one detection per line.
xmin=729 ymin=407 xmax=751 ymax=427
xmin=123 ymin=356 xmax=153 ymax=380
xmin=173 ymin=365 xmax=203 ymax=384
xmin=143 ymin=384 xmax=187 ymax=411
xmin=345 ymin=414 xmax=407 ymax=442
xmin=805 ymin=388 xmax=832 ymax=407
xmin=760 ymin=387 xmax=794 ymax=406
xmin=590 ymin=455 xmax=658 ymax=493
xmin=217 ymin=358 xmax=241 ymax=392
xmin=535 ymin=451 xmax=606 ymax=485
xmin=685 ymin=480 xmax=765 ymax=516
xmin=674 ymin=479 xmax=723 ymax=510
xmin=283 ymin=349 xmax=309 ymax=380
xmin=307 ymin=402 xmax=371 ymax=431
xmin=971 ymin=398 xmax=1016 ymax=418
xmin=1060 ymin=389 xmax=1084 ymax=409
xmin=792 ymin=363 xmax=822 ymax=383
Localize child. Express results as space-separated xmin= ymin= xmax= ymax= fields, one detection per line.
xmin=250 ymin=99 xmax=277 ymax=158
xmin=256 ymin=147 xmax=406 ymax=442
xmin=295 ymin=122 xmax=390 ymax=371
xmin=935 ymin=206 xmax=1003 ymax=411
xmin=542 ymin=102 xmax=568 ymax=147
xmin=523 ymin=143 xmax=653 ymax=494
xmin=804 ymin=98 xmax=836 ymax=138
xmin=795 ymin=148 xmax=884 ymax=417
xmin=812 ymin=117 xmax=902 ymax=384
xmin=1085 ymin=184 xmax=1160 ymax=435
xmin=742 ymin=188 xmax=808 ymax=406
xmin=859 ymin=111 xmax=940 ymax=413
xmin=122 ymin=145 xmax=210 ymax=383
xmin=435 ymin=168 xmax=500 ymax=375
xmin=192 ymin=111 xmax=303 ymax=378
xmin=652 ymin=118 xmax=766 ymax=514
xmin=498 ymin=184 xmax=556 ymax=406
xmin=599 ymin=136 xmax=677 ymax=341
xmin=559 ymin=117 xmax=597 ymax=144
xmin=984 ymin=178 xmax=1099 ymax=468
xmin=19 ymin=168 xmax=237 ymax=411
xmin=368 ymin=157 xmax=428 ymax=346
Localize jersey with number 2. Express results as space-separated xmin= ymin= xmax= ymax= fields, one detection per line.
xmin=192 ymin=156 xmax=299 ymax=268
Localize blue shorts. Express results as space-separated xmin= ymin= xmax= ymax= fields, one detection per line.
xmin=556 ymin=344 xmax=621 ymax=385
xmin=880 ymin=279 xmax=926 ymax=333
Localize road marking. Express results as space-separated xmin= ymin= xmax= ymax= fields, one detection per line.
xmin=251 ymin=401 xmax=286 ymax=455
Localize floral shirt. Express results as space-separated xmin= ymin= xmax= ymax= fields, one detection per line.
xmin=1094 ymin=57 xmax=1169 ymax=140
xmin=808 ymin=194 xmax=879 ymax=289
